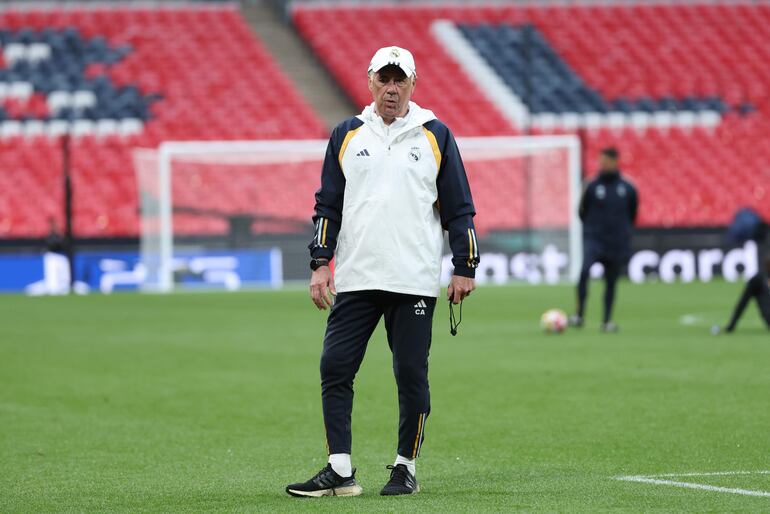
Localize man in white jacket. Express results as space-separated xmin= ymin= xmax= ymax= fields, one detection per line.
xmin=287 ymin=46 xmax=479 ymax=498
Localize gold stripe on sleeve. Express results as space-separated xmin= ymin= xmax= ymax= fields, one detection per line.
xmin=338 ymin=127 xmax=362 ymax=174
xmin=467 ymin=228 xmax=474 ymax=267
xmin=321 ymin=218 xmax=328 ymax=246
xmin=422 ymin=127 xmax=442 ymax=172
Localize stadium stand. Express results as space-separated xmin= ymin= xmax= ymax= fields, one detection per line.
xmin=0 ymin=5 xmax=326 ymax=238
xmin=293 ymin=3 xmax=770 ymax=229
xmin=4 ymin=3 xmax=769 ymax=240
xmin=456 ymin=23 xmax=729 ymax=116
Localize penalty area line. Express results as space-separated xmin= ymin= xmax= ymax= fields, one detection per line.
xmin=614 ymin=473 xmax=770 ymax=498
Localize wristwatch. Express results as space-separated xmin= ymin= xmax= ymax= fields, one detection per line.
xmin=310 ymin=258 xmax=329 ymax=271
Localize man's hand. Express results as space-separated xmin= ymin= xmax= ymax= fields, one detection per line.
xmin=309 ymin=266 xmax=336 ymax=310
xmin=447 ymin=275 xmax=475 ymax=304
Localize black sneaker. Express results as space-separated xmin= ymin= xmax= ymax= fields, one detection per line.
xmin=568 ymin=315 xmax=584 ymax=328
xmin=380 ymin=464 xmax=419 ymax=496
xmin=286 ymin=464 xmax=362 ymax=497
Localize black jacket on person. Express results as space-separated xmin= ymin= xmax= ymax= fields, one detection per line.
xmin=579 ymin=170 xmax=638 ymax=257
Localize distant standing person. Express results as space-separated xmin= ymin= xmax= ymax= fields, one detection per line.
xmin=569 ymin=147 xmax=638 ymax=332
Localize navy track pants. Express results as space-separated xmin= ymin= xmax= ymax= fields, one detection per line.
xmin=320 ymin=290 xmax=435 ymax=459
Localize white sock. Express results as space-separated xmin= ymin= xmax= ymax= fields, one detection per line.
xmin=395 ymin=454 xmax=416 ymax=477
xmin=328 ymin=453 xmax=352 ymax=478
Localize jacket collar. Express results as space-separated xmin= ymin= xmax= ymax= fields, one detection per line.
xmin=357 ymin=101 xmax=437 ymax=141
xmin=598 ymin=170 xmax=621 ymax=182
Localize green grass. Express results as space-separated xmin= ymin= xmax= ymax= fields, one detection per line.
xmin=2 ymin=281 xmax=770 ymax=512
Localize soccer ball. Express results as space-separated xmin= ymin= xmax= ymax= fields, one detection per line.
xmin=540 ymin=309 xmax=568 ymax=334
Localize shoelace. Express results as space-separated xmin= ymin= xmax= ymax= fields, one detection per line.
xmin=386 ymin=465 xmax=410 ymax=484
xmin=449 ymin=299 xmax=463 ymax=336
xmin=313 ymin=465 xmax=336 ymax=482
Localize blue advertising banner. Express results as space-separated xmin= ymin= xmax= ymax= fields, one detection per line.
xmin=0 ymin=248 xmax=282 ymax=294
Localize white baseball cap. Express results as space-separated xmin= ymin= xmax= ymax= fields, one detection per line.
xmin=367 ymin=46 xmax=416 ymax=78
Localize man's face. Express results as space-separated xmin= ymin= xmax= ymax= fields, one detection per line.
xmin=368 ymin=65 xmax=415 ymax=123
xmin=598 ymin=154 xmax=618 ymax=173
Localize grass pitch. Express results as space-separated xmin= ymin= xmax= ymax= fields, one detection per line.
xmin=2 ymin=280 xmax=770 ymax=512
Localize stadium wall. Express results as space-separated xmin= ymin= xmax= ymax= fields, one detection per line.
xmin=0 ymin=226 xmax=759 ymax=293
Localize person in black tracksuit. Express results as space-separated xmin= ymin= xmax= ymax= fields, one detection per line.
xmin=570 ymin=147 xmax=638 ymax=332
xmin=711 ymin=208 xmax=770 ymax=335
xmin=715 ymin=222 xmax=770 ymax=334
xmin=717 ymin=269 xmax=770 ymax=333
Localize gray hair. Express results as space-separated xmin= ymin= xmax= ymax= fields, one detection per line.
xmin=368 ymin=70 xmax=417 ymax=82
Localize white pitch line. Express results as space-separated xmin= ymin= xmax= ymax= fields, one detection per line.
xmin=615 ymin=473 xmax=770 ymax=498
xmin=678 ymin=313 xmax=704 ymax=326
xmin=678 ymin=311 xmax=727 ymax=327
xmin=648 ymin=470 xmax=770 ymax=478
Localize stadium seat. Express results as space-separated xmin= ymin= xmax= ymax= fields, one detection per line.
xmin=4 ymin=3 xmax=770 ymax=238
xmin=293 ymin=3 xmax=770 ymax=229
xmin=0 ymin=5 xmax=326 ymax=238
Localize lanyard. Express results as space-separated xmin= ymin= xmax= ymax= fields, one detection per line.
xmin=449 ymin=299 xmax=463 ymax=336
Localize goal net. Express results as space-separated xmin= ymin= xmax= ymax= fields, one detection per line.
xmin=133 ymin=135 xmax=581 ymax=292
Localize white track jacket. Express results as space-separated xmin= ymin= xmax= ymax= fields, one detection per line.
xmin=310 ymin=101 xmax=479 ymax=298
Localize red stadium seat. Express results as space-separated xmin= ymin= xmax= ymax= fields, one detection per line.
xmin=3 ymin=4 xmax=770 ymax=238
xmin=0 ymin=5 xmax=325 ymax=238
xmin=293 ymin=3 xmax=770 ymax=229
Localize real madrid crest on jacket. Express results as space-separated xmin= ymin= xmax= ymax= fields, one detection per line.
xmin=309 ymin=100 xmax=479 ymax=297
xmin=579 ymin=170 xmax=638 ymax=258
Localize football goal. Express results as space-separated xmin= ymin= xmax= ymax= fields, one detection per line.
xmin=134 ymin=135 xmax=581 ymax=292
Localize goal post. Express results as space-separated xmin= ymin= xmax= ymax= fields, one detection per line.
xmin=454 ymin=135 xmax=583 ymax=284
xmin=134 ymin=140 xmax=326 ymax=292
xmin=134 ymin=135 xmax=581 ymax=292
